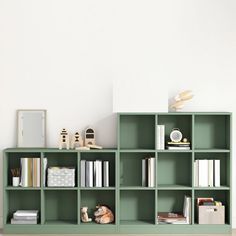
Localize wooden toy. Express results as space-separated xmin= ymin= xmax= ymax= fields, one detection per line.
xmin=71 ymin=132 xmax=83 ymax=149
xmin=59 ymin=129 xmax=70 ymax=150
xmin=170 ymin=90 xmax=194 ymax=111
xmin=85 ymin=127 xmax=95 ymax=146
xmin=81 ymin=207 xmax=92 ymax=223
xmin=94 ymin=205 xmax=114 ymax=224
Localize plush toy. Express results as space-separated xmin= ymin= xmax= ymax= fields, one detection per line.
xmin=94 ymin=205 xmax=114 ymax=224
xmin=81 ymin=207 xmax=92 ymax=223
xmin=170 ymin=90 xmax=194 ymax=111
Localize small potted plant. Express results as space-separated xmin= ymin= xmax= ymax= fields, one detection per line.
xmin=11 ymin=168 xmax=20 ymax=187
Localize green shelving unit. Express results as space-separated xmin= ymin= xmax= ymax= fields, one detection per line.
xmin=3 ymin=112 xmax=232 ymax=234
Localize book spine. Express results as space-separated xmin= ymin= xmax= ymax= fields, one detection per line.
xmin=20 ymin=158 xmax=28 ymax=187
xmin=198 ymin=160 xmax=208 ymax=187
xmin=142 ymin=159 xmax=147 ymax=187
xmin=214 ymin=159 xmax=220 ymax=187
xmin=32 ymin=159 xmax=36 ymax=187
xmin=157 ymin=126 xmax=161 ymax=149
xmin=148 ymin=158 xmax=155 ymax=187
xmin=80 ymin=160 xmax=86 ymax=187
xmin=43 ymin=158 xmax=47 ymax=187
xmin=103 ymin=161 xmax=109 ymax=187
xmin=194 ymin=160 xmax=199 ymax=187
xmin=160 ymin=125 xmax=165 ymax=150
xmin=86 ymin=161 xmax=93 ymax=187
xmin=36 ymin=158 xmax=40 ymax=187
xmin=208 ymin=160 xmax=214 ymax=187
xmin=94 ymin=160 xmax=102 ymax=187
xmin=13 ymin=215 xmax=38 ymax=220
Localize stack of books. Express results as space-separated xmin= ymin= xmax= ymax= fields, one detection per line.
xmin=142 ymin=157 xmax=155 ymax=187
xmin=194 ymin=159 xmax=220 ymax=187
xmin=20 ymin=158 xmax=41 ymax=187
xmin=80 ymin=160 xmax=110 ymax=187
xmin=166 ymin=142 xmax=191 ymax=150
xmin=158 ymin=195 xmax=191 ymax=224
xmin=11 ymin=210 xmax=38 ymax=224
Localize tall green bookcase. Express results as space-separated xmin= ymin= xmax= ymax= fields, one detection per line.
xmin=3 ymin=112 xmax=232 ymax=234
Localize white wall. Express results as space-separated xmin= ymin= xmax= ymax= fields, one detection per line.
xmin=0 ymin=0 xmax=236 ymax=228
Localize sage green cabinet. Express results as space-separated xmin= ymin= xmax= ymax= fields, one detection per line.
xmin=3 ymin=112 xmax=232 ymax=234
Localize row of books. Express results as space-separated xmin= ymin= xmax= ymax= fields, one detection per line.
xmin=194 ymin=159 xmax=220 ymax=187
xmin=142 ymin=157 xmax=155 ymax=187
xmin=11 ymin=210 xmax=38 ymax=224
xmin=158 ymin=195 xmax=191 ymax=224
xmin=20 ymin=158 xmax=40 ymax=187
xmin=80 ymin=160 xmax=109 ymax=187
xmin=166 ymin=141 xmax=190 ymax=150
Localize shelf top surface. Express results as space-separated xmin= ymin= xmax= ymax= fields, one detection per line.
xmin=117 ymin=112 xmax=232 ymax=115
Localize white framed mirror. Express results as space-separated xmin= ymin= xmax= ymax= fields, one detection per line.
xmin=17 ymin=110 xmax=46 ymax=147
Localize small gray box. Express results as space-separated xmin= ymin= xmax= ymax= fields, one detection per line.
xmin=198 ymin=206 xmax=225 ymax=224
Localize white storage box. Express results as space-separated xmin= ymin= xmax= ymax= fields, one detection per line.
xmin=198 ymin=205 xmax=225 ymax=224
xmin=47 ymin=167 xmax=75 ymax=187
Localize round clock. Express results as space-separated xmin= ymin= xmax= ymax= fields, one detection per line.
xmin=170 ymin=128 xmax=182 ymax=142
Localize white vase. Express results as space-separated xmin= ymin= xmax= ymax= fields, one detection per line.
xmin=12 ymin=177 xmax=20 ymax=187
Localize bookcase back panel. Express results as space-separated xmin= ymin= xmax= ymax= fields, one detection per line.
xmin=6 ymin=190 xmax=41 ymax=224
xmin=120 ymin=115 xmax=155 ymax=149
xmin=158 ymin=153 xmax=192 ymax=186
xmin=120 ymin=152 xmax=155 ymax=187
xmin=80 ymin=190 xmax=115 ymax=223
xmin=158 ymin=115 xmax=192 ymax=146
xmin=7 ymin=152 xmax=41 ymax=187
xmin=158 ymin=190 xmax=192 ymax=213
xmin=194 ymin=190 xmax=230 ymax=224
xmin=194 ymin=153 xmax=230 ymax=187
xmin=44 ymin=190 xmax=77 ymax=223
xmin=194 ymin=115 xmax=230 ymax=149
xmin=120 ymin=190 xmax=155 ymax=223
xmin=80 ymin=152 xmax=116 ymax=187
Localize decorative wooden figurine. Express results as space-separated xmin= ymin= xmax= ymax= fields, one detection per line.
xmin=85 ymin=127 xmax=95 ymax=146
xmin=59 ymin=129 xmax=70 ymax=150
xmin=71 ymin=132 xmax=83 ymax=149
xmin=170 ymin=90 xmax=194 ymax=111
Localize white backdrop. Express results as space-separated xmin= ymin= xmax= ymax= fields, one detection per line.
xmin=0 ymin=0 xmax=236 ymax=228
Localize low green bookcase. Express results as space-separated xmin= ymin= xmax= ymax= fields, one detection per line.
xmin=3 ymin=112 xmax=232 ymax=234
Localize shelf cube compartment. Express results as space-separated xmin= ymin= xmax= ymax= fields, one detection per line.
xmin=5 ymin=152 xmax=41 ymax=187
xmin=44 ymin=152 xmax=78 ymax=187
xmin=194 ymin=115 xmax=230 ymax=150
xmin=120 ymin=152 xmax=156 ymax=187
xmin=158 ymin=153 xmax=192 ymax=187
xmin=157 ymin=190 xmax=192 ymax=224
xmin=80 ymin=152 xmax=116 ymax=187
xmin=194 ymin=190 xmax=230 ymax=224
xmin=119 ymin=115 xmax=155 ymax=149
xmin=44 ymin=190 xmax=77 ymax=224
xmin=80 ymin=190 xmax=115 ymax=224
xmin=5 ymin=190 xmax=41 ymax=224
xmin=157 ymin=114 xmax=192 ymax=149
xmin=194 ymin=153 xmax=230 ymax=187
xmin=120 ymin=190 xmax=155 ymax=225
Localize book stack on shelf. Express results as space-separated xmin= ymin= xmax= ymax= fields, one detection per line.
xmin=194 ymin=159 xmax=220 ymax=187
xmin=158 ymin=195 xmax=191 ymax=224
xmin=81 ymin=160 xmax=110 ymax=187
xmin=157 ymin=125 xmax=165 ymax=150
xmin=166 ymin=141 xmax=191 ymax=150
xmin=11 ymin=210 xmax=39 ymax=225
xmin=142 ymin=157 xmax=155 ymax=187
xmin=20 ymin=158 xmax=40 ymax=187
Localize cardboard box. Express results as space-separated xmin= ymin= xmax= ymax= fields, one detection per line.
xmin=198 ymin=205 xmax=225 ymax=224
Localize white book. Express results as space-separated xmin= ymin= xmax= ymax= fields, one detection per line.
xmin=80 ymin=160 xmax=86 ymax=187
xmin=20 ymin=158 xmax=29 ymax=187
xmin=183 ymin=195 xmax=191 ymax=224
xmin=86 ymin=161 xmax=93 ymax=187
xmin=208 ymin=160 xmax=214 ymax=187
xmin=198 ymin=160 xmax=208 ymax=187
xmin=103 ymin=161 xmax=109 ymax=187
xmin=160 ymin=125 xmax=165 ymax=150
xmin=214 ymin=160 xmax=221 ymax=187
xmin=14 ymin=210 xmax=38 ymax=217
xmin=11 ymin=218 xmax=37 ymax=224
xmin=148 ymin=157 xmax=155 ymax=187
xmin=94 ymin=160 xmax=102 ymax=187
xmin=43 ymin=158 xmax=47 ymax=187
xmin=194 ymin=160 xmax=199 ymax=187
xmin=142 ymin=159 xmax=147 ymax=187
xmin=167 ymin=146 xmax=190 ymax=150
xmin=157 ymin=125 xmax=165 ymax=150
